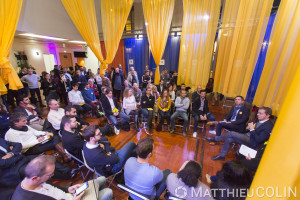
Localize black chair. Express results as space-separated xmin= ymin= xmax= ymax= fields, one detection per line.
xmin=117 ymin=184 xmax=151 ymax=200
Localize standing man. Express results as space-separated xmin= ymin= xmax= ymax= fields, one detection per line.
xmin=21 ymin=68 xmax=44 ymax=106
xmin=112 ymin=67 xmax=124 ymax=102
xmin=73 ymin=69 xmax=87 ymax=91
xmin=127 ymin=67 xmax=139 ymax=87
xmin=18 ymin=67 xmax=29 ymax=96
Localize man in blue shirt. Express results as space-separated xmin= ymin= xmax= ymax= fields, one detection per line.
xmin=124 ymin=138 xmax=171 ymax=200
xmin=81 ymin=83 xmax=101 ymax=118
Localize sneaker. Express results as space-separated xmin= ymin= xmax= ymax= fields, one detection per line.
xmin=114 ymin=126 xmax=120 ymax=135
xmin=209 ymin=130 xmax=216 ymax=135
xmin=193 ymin=132 xmax=197 ymax=138
xmin=170 ymin=129 xmax=175 ymax=134
xmin=183 ymin=132 xmax=187 ymax=137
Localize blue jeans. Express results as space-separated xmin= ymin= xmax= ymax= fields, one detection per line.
xmin=170 ymin=111 xmax=188 ymax=132
xmin=141 ymin=108 xmax=154 ymax=129
xmin=215 ymin=131 xmax=250 ymax=157
xmin=111 ymin=141 xmax=136 ymax=173
xmin=155 ymin=169 xmax=172 ymax=198
xmin=108 ymin=112 xmax=130 ymax=127
xmin=158 ymin=109 xmax=171 ymax=125
xmin=193 ymin=112 xmax=215 ymax=132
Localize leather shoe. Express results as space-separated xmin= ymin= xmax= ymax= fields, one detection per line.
xmin=204 ymin=136 xmax=216 ymax=142
xmin=211 ymin=155 xmax=225 ymax=161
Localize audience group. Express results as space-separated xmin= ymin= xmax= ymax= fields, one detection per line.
xmin=0 ymin=64 xmax=275 ymax=199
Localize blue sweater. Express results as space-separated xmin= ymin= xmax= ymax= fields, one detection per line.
xmin=81 ymin=88 xmax=96 ymax=102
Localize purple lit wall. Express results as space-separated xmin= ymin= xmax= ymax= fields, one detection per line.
xmin=47 ymin=43 xmax=58 ymax=64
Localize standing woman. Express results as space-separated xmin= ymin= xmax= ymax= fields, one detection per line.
xmin=41 ymin=73 xmax=58 ymax=102
xmin=123 ymin=88 xmax=139 ymax=130
xmin=157 ymin=89 xmax=171 ymax=131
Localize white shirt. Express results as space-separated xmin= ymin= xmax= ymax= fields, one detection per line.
xmin=123 ymin=95 xmax=137 ymax=115
xmin=47 ymin=108 xmax=65 ymax=130
xmin=68 ymin=90 xmax=85 ymax=105
xmin=86 ymin=142 xmax=99 ymax=149
xmin=26 ymin=183 xmax=73 ymax=200
xmin=25 ymin=109 xmax=39 ymax=122
xmin=106 ymin=95 xmax=116 ymax=111
xmin=95 ymin=74 xmax=102 ymax=85
xmin=5 ymin=126 xmax=45 ymax=152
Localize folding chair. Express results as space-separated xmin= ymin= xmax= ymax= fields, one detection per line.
xmin=64 ymin=149 xmax=87 ymax=181
xmin=117 ymin=184 xmax=151 ymax=200
xmin=81 ymin=150 xmax=122 ymax=190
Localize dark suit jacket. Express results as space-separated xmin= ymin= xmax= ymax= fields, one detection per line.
xmin=192 ymin=96 xmax=209 ymax=116
xmin=11 ymin=183 xmax=56 ymax=200
xmin=225 ymin=105 xmax=250 ymax=132
xmin=249 ymin=120 xmax=273 ymax=149
xmin=156 ymin=84 xmax=165 ymax=94
xmin=14 ymin=106 xmax=42 ymax=123
xmin=72 ymin=75 xmax=87 ymax=90
xmin=100 ymin=95 xmax=121 ymax=117
xmin=0 ymin=139 xmax=26 ymax=187
xmin=61 ymin=130 xmax=84 ymax=160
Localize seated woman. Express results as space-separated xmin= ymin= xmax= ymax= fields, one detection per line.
xmin=168 ymin=84 xmax=176 ymax=102
xmin=207 ymin=160 xmax=252 ymax=199
xmin=157 ymin=89 xmax=171 ymax=131
xmin=123 ymin=88 xmax=139 ymax=130
xmin=166 ymin=160 xmax=213 ymax=200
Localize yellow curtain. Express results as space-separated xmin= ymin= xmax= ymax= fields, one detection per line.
xmin=142 ymin=0 xmax=175 ymax=85
xmin=213 ymin=0 xmax=273 ymax=97
xmin=247 ymin=65 xmax=300 ymax=200
xmin=253 ymin=0 xmax=300 ymax=116
xmin=177 ymin=0 xmax=221 ymax=89
xmin=0 ymin=0 xmax=24 ymax=95
xmin=61 ymin=0 xmax=132 ymax=76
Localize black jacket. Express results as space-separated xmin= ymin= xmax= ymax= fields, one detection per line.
xmin=192 ymin=96 xmax=209 ymax=116
xmin=100 ymin=95 xmax=121 ymax=117
xmin=156 ymin=84 xmax=165 ymax=94
xmin=72 ymin=75 xmax=87 ymax=90
xmin=225 ymin=105 xmax=250 ymax=132
xmin=11 ymin=183 xmax=56 ymax=200
xmin=249 ymin=120 xmax=273 ymax=149
xmin=61 ymin=130 xmax=84 ymax=160
xmin=40 ymin=79 xmax=56 ymax=96
xmin=141 ymin=94 xmax=155 ymax=109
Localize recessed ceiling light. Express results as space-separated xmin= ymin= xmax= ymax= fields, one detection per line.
xmin=69 ymin=41 xmax=87 ymax=44
xmin=19 ymin=33 xmax=67 ymax=41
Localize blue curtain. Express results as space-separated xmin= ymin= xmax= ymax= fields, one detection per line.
xmin=125 ymin=35 xmax=181 ymax=83
xmin=245 ymin=14 xmax=276 ymax=103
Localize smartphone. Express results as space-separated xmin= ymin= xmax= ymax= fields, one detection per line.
xmin=75 ymin=182 xmax=88 ymax=195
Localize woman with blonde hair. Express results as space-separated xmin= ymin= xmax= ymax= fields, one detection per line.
xmin=123 ymin=88 xmax=139 ymax=130
xmin=157 ymin=89 xmax=171 ymax=131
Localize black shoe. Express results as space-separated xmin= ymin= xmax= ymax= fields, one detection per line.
xmin=211 ymin=155 xmax=225 ymax=161
xmin=204 ymin=136 xmax=216 ymax=142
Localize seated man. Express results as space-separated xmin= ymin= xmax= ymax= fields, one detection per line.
xmin=124 ymin=138 xmax=171 ymax=200
xmin=0 ymin=138 xmax=78 ymax=187
xmin=100 ymin=88 xmax=130 ymax=134
xmin=47 ymin=99 xmax=65 ymax=131
xmin=64 ymin=105 xmax=89 ymax=133
xmin=5 ymin=112 xmax=71 ymax=162
xmin=170 ymin=90 xmax=190 ymax=136
xmin=215 ymin=96 xmax=250 ymax=136
xmin=81 ymin=82 xmax=101 ymax=118
xmin=14 ymin=95 xmax=44 ymax=131
xmin=140 ymin=86 xmax=155 ymax=135
xmin=11 ymin=155 xmax=113 ymax=200
xmin=176 ymin=83 xmax=189 ymax=98
xmin=206 ymin=107 xmax=274 ymax=161
xmin=191 ymin=89 xmax=216 ymax=137
xmin=82 ymin=125 xmax=136 ymax=176
xmin=68 ymin=83 xmax=92 ymax=117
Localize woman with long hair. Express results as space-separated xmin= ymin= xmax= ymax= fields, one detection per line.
xmin=167 ymin=160 xmax=212 ymax=200
xmin=157 ymin=89 xmax=171 ymax=131
xmin=41 ymin=73 xmax=58 ymax=102
xmin=167 ymin=84 xmax=176 ymax=102
xmin=123 ymin=88 xmax=139 ymax=130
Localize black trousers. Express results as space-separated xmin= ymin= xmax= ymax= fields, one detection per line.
xmin=73 ymin=104 xmax=92 ymax=116
xmin=24 ymin=136 xmax=60 ymax=155
xmin=29 ymin=88 xmax=43 ymax=105
xmin=113 ymin=89 xmax=121 ymax=102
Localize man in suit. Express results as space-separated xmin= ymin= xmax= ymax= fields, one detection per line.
xmin=100 ymin=88 xmax=130 ymax=135
xmin=156 ymin=79 xmax=165 ymax=95
xmin=215 ymin=96 xmax=250 ymax=136
xmin=72 ymin=69 xmax=87 ymax=91
xmin=191 ymin=89 xmax=216 ymax=138
xmin=206 ymin=107 xmax=274 ymax=161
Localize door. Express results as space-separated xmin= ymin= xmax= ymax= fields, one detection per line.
xmin=59 ymin=52 xmax=73 ymax=68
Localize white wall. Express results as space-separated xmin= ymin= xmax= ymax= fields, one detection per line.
xmin=84 ymin=47 xmax=100 ymax=73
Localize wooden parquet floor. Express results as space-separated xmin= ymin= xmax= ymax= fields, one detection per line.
xmin=40 ymin=101 xmax=238 ymax=200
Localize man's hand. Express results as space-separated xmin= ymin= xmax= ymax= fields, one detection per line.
xmin=68 ymin=184 xmax=81 ymax=194
xmin=246 ymin=153 xmax=252 ymax=160
xmin=72 ymin=191 xmax=85 ymax=200
xmin=113 ymin=112 xmax=119 ymax=116
xmin=247 ymin=122 xmax=255 ymax=130
xmin=2 ymin=153 xmax=14 ymax=159
xmin=38 ymin=136 xmax=45 ymax=142
xmin=81 ymin=125 xmax=88 ymax=130
xmin=45 ymin=132 xmax=53 ymax=137
xmin=99 ymin=144 xmax=105 ymax=149
xmin=200 ymin=115 xmax=207 ymax=121
xmin=27 ymin=104 xmax=35 ymax=109
xmin=92 ymin=101 xmax=97 ymax=103
xmin=226 ymin=121 xmax=231 ymax=123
